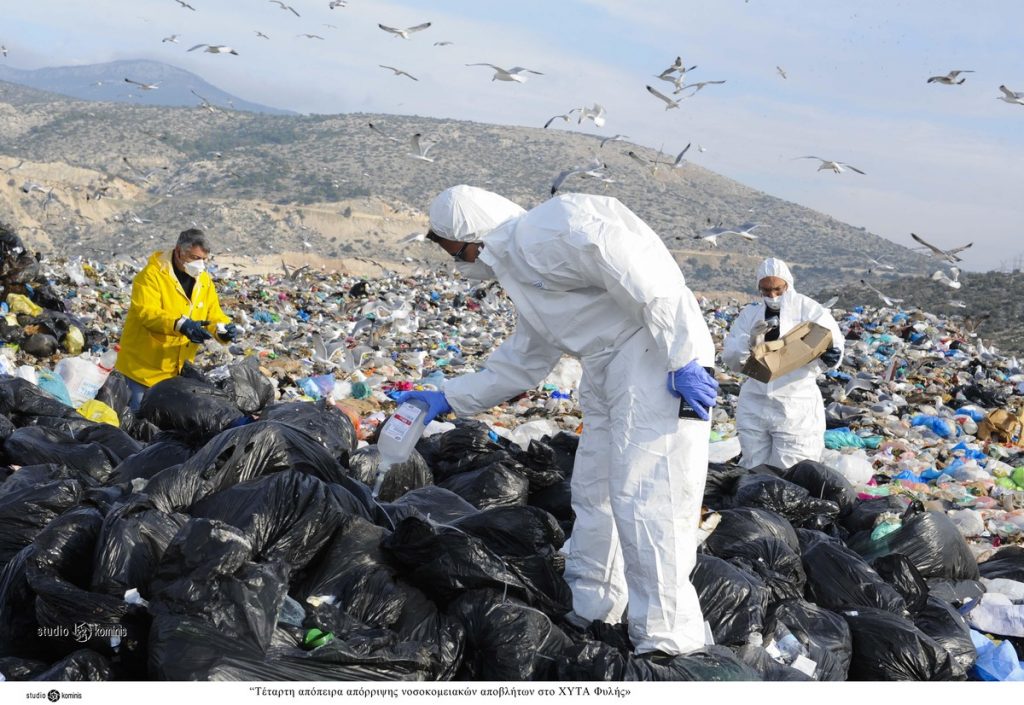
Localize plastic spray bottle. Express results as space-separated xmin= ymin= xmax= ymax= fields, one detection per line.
xmin=373 ymin=397 xmax=431 ymax=497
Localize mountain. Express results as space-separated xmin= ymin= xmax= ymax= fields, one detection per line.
xmin=0 ymin=60 xmax=294 ymax=115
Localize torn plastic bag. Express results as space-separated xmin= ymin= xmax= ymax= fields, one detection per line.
xmin=73 ymin=423 xmax=144 ymax=466
xmin=0 ymin=376 xmax=82 ymax=420
xmin=784 ymin=459 xmax=856 ymax=517
xmin=348 ymin=445 xmax=433 ymax=502
xmin=915 ymin=595 xmax=977 ymax=677
xmin=733 ymin=642 xmax=813 ymax=681
xmin=94 ymin=370 xmax=130 ymax=416
xmin=137 ymin=374 xmax=243 ymax=442
xmin=114 ymin=439 xmax=194 ymax=483
xmin=849 ymin=510 xmax=980 ymax=581
xmin=90 ymin=499 xmax=190 ymax=599
xmin=766 ymin=599 xmax=852 ymax=681
xmin=871 ymin=553 xmax=929 ymax=616
xmin=801 ymin=537 xmax=908 ymax=615
xmin=29 ymin=649 xmax=113 ymax=681
xmin=841 ymin=495 xmax=910 ymax=534
xmin=555 ymin=641 xmax=761 ymax=681
xmin=436 ymin=461 xmax=530 ymax=509
xmin=731 ymin=474 xmax=841 ymax=530
xmin=191 ymin=471 xmax=346 ymax=578
xmin=3 ymin=426 xmax=114 ymax=483
xmin=382 ymin=516 xmax=572 ymax=617
xmin=703 ymin=507 xmax=800 ymax=557
xmin=717 ymin=537 xmax=807 ymax=603
xmin=0 ymin=477 xmax=84 ymax=566
xmin=261 ymin=399 xmax=356 ymax=462
xmin=448 ymin=589 xmax=572 ymax=680
xmin=144 ymin=421 xmax=348 ymax=513
xmin=979 ymin=546 xmax=1024 ymax=582
xmin=691 ymin=554 xmax=770 ymax=646
xmin=381 ymin=486 xmax=479 ymax=526
xmin=218 ymin=356 xmax=274 ymax=414
xmin=842 ymin=606 xmax=957 ymax=680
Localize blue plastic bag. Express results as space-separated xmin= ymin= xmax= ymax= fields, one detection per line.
xmin=971 ymin=630 xmax=1024 ymax=681
xmin=36 ymin=369 xmax=74 ymax=407
xmin=911 ymin=414 xmax=955 ymax=438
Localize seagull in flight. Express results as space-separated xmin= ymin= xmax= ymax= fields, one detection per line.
xmin=822 ymin=295 xmax=839 ymax=309
xmin=671 ymin=142 xmax=692 ymax=168
xmin=298 ymin=33 xmax=325 ymax=40
xmin=600 ymin=134 xmax=629 ymax=148
xmin=910 ymin=232 xmax=972 ymax=263
xmin=408 ymin=133 xmax=436 ymax=162
xmin=645 ymin=84 xmax=680 ymax=110
xmin=434 ymin=41 xmax=454 ymax=46
xmin=368 ymin=122 xmax=401 ymax=142
xmin=931 ymin=266 xmax=962 ymax=289
xmin=658 ymin=56 xmax=697 ymax=78
xmin=997 ymin=84 xmax=1024 ymax=105
xmin=695 ymin=221 xmax=761 ymax=246
xmin=467 ymin=63 xmax=543 ymax=83
xmin=860 ymin=279 xmax=904 ymax=307
xmin=124 ymin=78 xmax=159 ymax=90
xmin=551 ymin=157 xmax=607 ymax=195
xmin=578 ymin=103 xmax=606 ymax=127
xmin=190 ymin=89 xmax=223 ymax=114
xmin=173 ymin=0 xmax=196 ymax=10
xmin=378 ymin=22 xmax=431 ymax=39
xmin=675 ymin=79 xmax=726 ymax=96
xmin=626 ymin=150 xmax=653 ymax=167
xmin=162 ymin=34 xmax=180 ymax=43
xmin=329 ymin=0 xmax=347 ymax=7
xmin=379 ymin=65 xmax=418 ymax=81
xmin=543 ymin=108 xmax=579 ymax=129
xmin=255 ymin=31 xmax=270 ymax=39
xmin=269 ymin=0 xmax=300 ymax=17
xmin=188 ymin=44 xmax=239 ymax=55
xmin=927 ymin=69 xmax=973 ymax=85
xmin=776 ymin=65 xmax=787 ymax=79
xmin=797 ymin=156 xmax=865 ymax=174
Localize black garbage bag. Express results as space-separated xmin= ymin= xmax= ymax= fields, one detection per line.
xmin=842 ymin=606 xmax=957 ymax=680
xmin=218 ymin=356 xmax=274 ymax=414
xmin=704 ymin=507 xmax=800 ymax=556
xmin=914 ymin=595 xmax=977 ymax=676
xmin=765 ymin=599 xmax=852 ymax=681
xmin=74 ymin=423 xmax=145 ymax=466
xmin=703 ymin=462 xmax=754 ymax=509
xmin=0 ymin=655 xmax=47 ymax=680
xmin=872 ymin=553 xmax=929 ymax=616
xmin=978 ymin=545 xmax=1024 ymax=582
xmin=801 ymin=537 xmax=908 ymax=615
xmin=528 ymin=477 xmax=573 ymax=522
xmin=731 ymin=474 xmax=841 ymax=530
xmin=437 ymin=461 xmax=530 ymax=509
xmin=90 ymin=499 xmax=190 ymax=599
xmin=430 ymin=422 xmax=505 ymax=481
xmin=261 ymin=399 xmax=356 ymax=462
xmin=191 ymin=471 xmax=346 ymax=577
xmin=21 ymin=333 xmax=59 ymax=358
xmin=348 ymin=446 xmax=433 ymax=502
xmin=717 ymin=537 xmax=807 ymax=603
xmin=556 ymin=642 xmax=762 ymax=681
xmin=4 ymin=426 xmax=114 ymax=484
xmin=507 ymin=438 xmax=570 ymax=489
xmin=927 ymin=579 xmax=987 ymax=606
xmin=30 ymin=649 xmax=113 ymax=681
xmin=144 ymin=421 xmax=348 ymax=513
xmin=448 ymin=589 xmax=572 ymax=680
xmin=733 ymin=643 xmax=813 ymax=681
xmin=382 ymin=516 xmax=572 ymax=617
xmin=138 ymin=375 xmax=243 ymax=441
xmin=784 ymin=459 xmax=856 ymax=517
xmin=381 ymin=486 xmax=479 ymax=526
xmin=119 ymin=407 xmax=161 ymax=444
xmin=95 ymin=370 xmax=130 ymax=417
xmin=691 ymin=554 xmax=770 ymax=646
xmin=14 ymin=412 xmax=98 ymax=436
xmin=841 ymin=495 xmax=910 ymax=534
xmin=452 ymin=505 xmax=565 ymax=555
xmin=0 ymin=477 xmax=84 ymax=567
xmin=0 ymin=376 xmax=77 ymax=420
xmin=114 ymin=439 xmax=194 ymax=483
xmin=0 ymin=414 xmax=15 ymax=442
xmin=849 ymin=510 xmax=980 ymax=581
xmin=0 ymin=546 xmax=45 ymax=658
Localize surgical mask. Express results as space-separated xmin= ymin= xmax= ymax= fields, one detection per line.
xmin=455 ymin=259 xmax=496 ymax=280
xmin=763 ymin=294 xmax=783 ymax=309
xmin=182 ymin=259 xmax=205 ymax=278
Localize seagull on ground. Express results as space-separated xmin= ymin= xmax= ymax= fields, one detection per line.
xmin=997 ymin=85 xmax=1024 ymax=105
xmin=578 ymin=103 xmax=606 ymax=127
xmin=378 ymin=22 xmax=431 ymax=39
xmin=379 ymin=65 xmax=418 ymax=81
xmin=861 ymin=279 xmax=904 ymax=307
xmin=550 ymin=157 xmax=607 ymax=195
xmin=269 ymin=0 xmax=300 ymax=16
xmin=162 ymin=34 xmax=180 ymax=43
xmin=910 ymin=232 xmax=972 ymax=263
xmin=776 ymin=65 xmax=787 ymax=79
xmin=255 ymin=31 xmax=270 ymax=39
xmin=946 ymin=300 xmax=967 ymax=308
xmin=188 ymin=44 xmax=239 ymax=55
xmin=927 ymin=69 xmax=973 ymax=85
xmin=173 ymin=0 xmax=196 ymax=10
xmin=600 ymin=134 xmax=629 ymax=148
xmin=408 ymin=133 xmax=436 ymax=163
xmin=797 ymin=156 xmax=865 ymax=174
xmin=368 ymin=122 xmax=401 ymax=142
xmin=675 ymin=79 xmax=726 ymax=96
xmin=695 ymin=221 xmax=761 ymax=247
xmin=645 ymin=84 xmax=680 ymax=110
xmin=467 ymin=63 xmax=543 ymax=83
xmin=124 ymin=78 xmax=159 ymax=90
xmin=543 ymin=108 xmax=579 ymax=128
xmin=931 ymin=266 xmax=962 ymax=289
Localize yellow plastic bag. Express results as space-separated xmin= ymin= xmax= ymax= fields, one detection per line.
xmin=6 ymin=293 xmax=43 ymax=316
xmin=77 ymin=399 xmax=119 ymax=427
xmin=63 ymin=326 xmax=85 ymax=355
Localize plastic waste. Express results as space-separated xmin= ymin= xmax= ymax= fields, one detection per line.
xmin=374 ymin=398 xmax=431 ymax=497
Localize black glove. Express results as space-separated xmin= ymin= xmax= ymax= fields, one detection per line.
xmin=218 ymin=323 xmax=238 ymax=342
xmin=820 ymin=346 xmax=842 ymax=367
xmin=178 ymin=318 xmax=212 ymax=344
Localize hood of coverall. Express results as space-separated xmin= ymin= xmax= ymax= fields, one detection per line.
xmin=428 ymin=185 xmax=526 ymax=243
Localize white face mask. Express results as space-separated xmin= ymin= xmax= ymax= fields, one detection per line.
xmin=455 ymin=259 xmax=495 ymax=280
xmin=182 ymin=258 xmax=205 ymax=278
xmin=763 ymin=294 xmax=783 ymax=309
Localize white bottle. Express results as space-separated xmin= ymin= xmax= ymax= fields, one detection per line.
xmin=373 ymin=398 xmax=430 ymax=497
xmin=76 ymin=345 xmax=119 ymax=406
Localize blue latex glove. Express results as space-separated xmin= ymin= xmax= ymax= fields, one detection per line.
xmin=667 ymin=361 xmax=718 ymax=421
xmin=218 ymin=322 xmax=238 ymax=342
xmin=820 ymin=346 xmax=842 ymax=367
xmin=389 ymin=390 xmax=452 ymax=425
xmin=178 ymin=318 xmax=212 ymax=344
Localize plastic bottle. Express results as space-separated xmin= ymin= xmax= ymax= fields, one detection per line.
xmin=75 ymin=345 xmax=119 ymax=407
xmin=373 ymin=397 xmax=430 ymax=497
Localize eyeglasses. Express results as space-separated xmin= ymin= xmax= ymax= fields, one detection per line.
xmin=426 ymin=231 xmax=471 ymax=261
xmin=759 ymin=285 xmax=787 ymax=296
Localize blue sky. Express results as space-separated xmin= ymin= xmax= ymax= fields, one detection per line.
xmin=3 ymin=0 xmax=1023 ymax=271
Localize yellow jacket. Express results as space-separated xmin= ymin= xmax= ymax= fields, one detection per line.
xmin=115 ymin=250 xmax=230 ymax=387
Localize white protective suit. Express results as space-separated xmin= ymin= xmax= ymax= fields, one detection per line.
xmin=434 ymin=186 xmax=716 ymax=655
xmin=722 ymin=258 xmax=844 ymax=470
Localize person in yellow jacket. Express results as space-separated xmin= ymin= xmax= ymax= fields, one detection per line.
xmin=116 ymin=228 xmax=236 ymax=411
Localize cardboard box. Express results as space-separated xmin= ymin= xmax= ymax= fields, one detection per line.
xmin=741 ymin=321 xmax=833 ymax=383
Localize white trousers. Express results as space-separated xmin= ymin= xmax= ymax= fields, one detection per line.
xmin=736 ymin=381 xmax=826 ymax=470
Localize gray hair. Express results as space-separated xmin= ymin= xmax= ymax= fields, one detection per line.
xmin=176 ymin=228 xmax=210 ymax=252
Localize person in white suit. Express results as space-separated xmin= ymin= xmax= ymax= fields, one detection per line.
xmin=722 ymin=258 xmax=844 ymax=469
xmin=393 ymin=185 xmax=718 ymax=656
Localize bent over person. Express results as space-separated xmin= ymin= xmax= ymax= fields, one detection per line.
xmin=393 ymin=185 xmax=718 ymax=657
